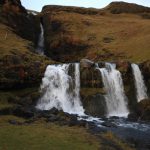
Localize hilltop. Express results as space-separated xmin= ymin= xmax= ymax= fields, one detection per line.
xmin=41 ymin=2 xmax=150 ymax=62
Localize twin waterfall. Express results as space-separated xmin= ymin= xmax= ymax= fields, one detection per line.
xmin=37 ymin=62 xmax=148 ymax=117
xmin=98 ymin=63 xmax=128 ymax=117
xmin=36 ymin=63 xmax=84 ymax=115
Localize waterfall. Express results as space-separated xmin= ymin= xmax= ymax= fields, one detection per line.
xmin=36 ymin=23 xmax=44 ymax=55
xmin=36 ymin=63 xmax=84 ymax=115
xmin=131 ymin=63 xmax=148 ymax=102
xmin=98 ymin=63 xmax=129 ymax=117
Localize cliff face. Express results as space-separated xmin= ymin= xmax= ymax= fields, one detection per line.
xmin=0 ymin=0 xmax=26 ymax=14
xmin=41 ymin=3 xmax=150 ymax=63
xmin=0 ymin=0 xmax=40 ymax=43
xmin=0 ymin=0 xmax=55 ymax=90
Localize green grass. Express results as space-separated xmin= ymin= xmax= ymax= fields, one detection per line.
xmin=0 ymin=116 xmax=100 ymax=150
xmin=0 ymin=115 xmax=135 ymax=150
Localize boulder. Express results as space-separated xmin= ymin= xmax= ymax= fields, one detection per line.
xmin=101 ymin=121 xmax=117 ymax=128
xmin=80 ymin=59 xmax=95 ymax=69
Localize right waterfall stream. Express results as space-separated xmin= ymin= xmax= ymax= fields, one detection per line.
xmin=97 ymin=63 xmax=129 ymax=117
xmin=131 ymin=63 xmax=148 ymax=102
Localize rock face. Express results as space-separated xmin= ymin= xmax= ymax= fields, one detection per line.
xmin=0 ymin=0 xmax=40 ymax=43
xmin=40 ymin=3 xmax=150 ymax=62
xmin=140 ymin=60 xmax=150 ymax=95
xmin=0 ymin=0 xmax=55 ymax=90
xmin=82 ymin=94 xmax=107 ymax=117
xmin=128 ymin=99 xmax=150 ymax=121
xmin=0 ymin=0 xmax=27 ymax=14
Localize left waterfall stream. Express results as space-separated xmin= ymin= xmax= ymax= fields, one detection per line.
xmin=36 ymin=63 xmax=85 ymax=116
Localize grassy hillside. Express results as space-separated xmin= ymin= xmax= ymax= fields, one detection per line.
xmin=0 ymin=22 xmax=56 ymax=89
xmin=42 ymin=3 xmax=150 ymax=62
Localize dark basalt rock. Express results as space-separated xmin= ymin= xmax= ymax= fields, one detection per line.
xmin=140 ymin=60 xmax=150 ymax=95
xmin=101 ymin=121 xmax=117 ymax=128
xmin=81 ymin=94 xmax=107 ymax=117
xmin=128 ymin=99 xmax=150 ymax=121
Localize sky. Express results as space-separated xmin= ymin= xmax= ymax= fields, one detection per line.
xmin=21 ymin=0 xmax=150 ymax=12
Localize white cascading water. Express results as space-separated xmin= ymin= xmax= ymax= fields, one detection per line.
xmin=131 ymin=63 xmax=148 ymax=102
xmin=36 ymin=63 xmax=84 ymax=115
xmin=36 ymin=23 xmax=44 ymax=55
xmin=97 ymin=63 xmax=129 ymax=117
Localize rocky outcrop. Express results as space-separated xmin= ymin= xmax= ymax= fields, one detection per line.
xmin=0 ymin=54 xmax=54 ymax=89
xmin=0 ymin=0 xmax=56 ymax=90
xmin=0 ymin=0 xmax=40 ymax=43
xmin=0 ymin=0 xmax=27 ymax=14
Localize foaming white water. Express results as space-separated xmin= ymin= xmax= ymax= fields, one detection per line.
xmin=131 ymin=63 xmax=148 ymax=102
xmin=98 ymin=63 xmax=128 ymax=117
xmin=36 ymin=23 xmax=44 ymax=55
xmin=36 ymin=63 xmax=84 ymax=115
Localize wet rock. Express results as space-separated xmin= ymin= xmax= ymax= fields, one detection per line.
xmin=101 ymin=121 xmax=117 ymax=128
xmin=128 ymin=99 xmax=150 ymax=121
xmin=137 ymin=99 xmax=150 ymax=121
xmin=140 ymin=60 xmax=150 ymax=94
xmin=128 ymin=113 xmax=138 ymax=122
xmin=109 ymin=116 xmax=120 ymax=120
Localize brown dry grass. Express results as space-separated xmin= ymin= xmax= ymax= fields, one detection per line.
xmin=47 ymin=10 xmax=150 ymax=62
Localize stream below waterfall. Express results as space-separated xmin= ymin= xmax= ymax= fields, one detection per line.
xmin=36 ymin=62 xmax=150 ymax=149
